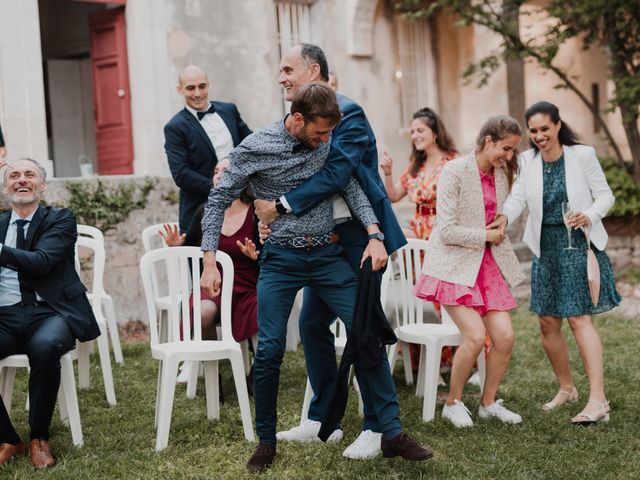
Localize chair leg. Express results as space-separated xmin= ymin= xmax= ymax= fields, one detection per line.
xmin=60 ymin=354 xmax=83 ymax=447
xmin=387 ymin=342 xmax=398 ymax=373
xmin=351 ymin=369 xmax=363 ymax=417
xmin=77 ymin=341 xmax=92 ymax=389
xmin=186 ymin=361 xmax=199 ymax=399
xmin=401 ymin=341 xmax=414 ymax=386
xmin=421 ymin=343 xmax=442 ymax=422
xmin=240 ymin=341 xmax=251 ymax=376
xmin=477 ymin=350 xmax=487 ymax=395
xmin=58 ymin=387 xmax=68 ymax=425
xmin=103 ymin=296 xmax=124 ymax=365
xmin=0 ymin=367 xmax=17 ymax=416
xmin=203 ymin=361 xmax=220 ymax=420
xmin=300 ymin=377 xmax=313 ymax=423
xmin=96 ymin=325 xmax=117 ymax=406
xmin=155 ymin=358 xmax=179 ymax=451
xmin=154 ymin=362 xmax=163 ymax=429
xmin=415 ymin=344 xmax=427 ymax=397
xmin=229 ymin=351 xmax=255 ymax=442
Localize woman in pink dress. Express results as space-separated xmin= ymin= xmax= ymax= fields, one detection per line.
xmin=414 ymin=116 xmax=526 ymax=428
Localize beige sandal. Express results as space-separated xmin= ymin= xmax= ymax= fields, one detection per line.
xmin=571 ymin=399 xmax=610 ymax=425
xmin=542 ymin=387 xmax=579 ymax=411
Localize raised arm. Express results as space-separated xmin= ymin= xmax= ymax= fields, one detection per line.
xmin=164 ymin=122 xmax=212 ymax=198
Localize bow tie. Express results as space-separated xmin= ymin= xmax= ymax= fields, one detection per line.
xmin=197 ymin=104 xmax=216 ymax=120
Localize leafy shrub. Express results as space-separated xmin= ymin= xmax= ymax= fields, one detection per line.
xmin=601 ymin=158 xmax=640 ymax=217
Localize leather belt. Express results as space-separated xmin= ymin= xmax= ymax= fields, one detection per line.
xmin=268 ymin=232 xmax=340 ymax=250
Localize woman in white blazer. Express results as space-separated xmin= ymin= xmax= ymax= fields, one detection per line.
xmin=415 ymin=116 xmax=526 ymax=428
xmin=492 ymin=101 xmax=621 ymax=425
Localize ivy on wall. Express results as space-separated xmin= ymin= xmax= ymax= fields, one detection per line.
xmin=602 ymin=159 xmax=640 ymax=217
xmin=62 ymin=178 xmax=158 ymax=232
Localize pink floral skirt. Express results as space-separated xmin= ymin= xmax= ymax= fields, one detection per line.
xmin=414 ymin=247 xmax=517 ymax=317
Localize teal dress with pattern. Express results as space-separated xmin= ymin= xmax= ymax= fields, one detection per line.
xmin=530 ymin=155 xmax=621 ymax=317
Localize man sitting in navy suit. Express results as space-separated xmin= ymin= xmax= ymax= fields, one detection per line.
xmin=0 ymin=158 xmax=100 ymax=469
xmin=164 ymin=65 xmax=252 ymax=233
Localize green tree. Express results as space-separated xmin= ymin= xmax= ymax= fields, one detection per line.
xmin=398 ymin=0 xmax=640 ymax=179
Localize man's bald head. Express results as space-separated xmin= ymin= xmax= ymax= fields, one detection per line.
xmin=178 ymin=65 xmax=208 ymax=86
xmin=177 ymin=65 xmax=210 ymax=110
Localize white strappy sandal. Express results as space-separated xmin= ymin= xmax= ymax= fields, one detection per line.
xmin=542 ymin=387 xmax=579 ymax=411
xmin=571 ymin=399 xmax=611 ymax=425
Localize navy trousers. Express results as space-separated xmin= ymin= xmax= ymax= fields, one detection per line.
xmin=300 ymin=220 xmax=400 ymax=433
xmin=0 ymin=303 xmax=75 ymax=443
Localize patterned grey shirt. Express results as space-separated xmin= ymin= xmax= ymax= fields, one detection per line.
xmin=201 ymin=118 xmax=378 ymax=251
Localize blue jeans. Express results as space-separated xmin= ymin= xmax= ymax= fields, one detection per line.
xmin=254 ymin=240 xmax=401 ymax=445
xmin=301 ymin=221 xmax=400 ymax=433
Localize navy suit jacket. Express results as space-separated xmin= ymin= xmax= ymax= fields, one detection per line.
xmin=284 ymin=94 xmax=406 ymax=255
xmin=164 ymin=101 xmax=251 ymax=232
xmin=0 ymin=206 xmax=100 ymax=342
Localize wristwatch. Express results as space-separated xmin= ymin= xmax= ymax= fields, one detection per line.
xmin=275 ymin=198 xmax=287 ymax=215
xmin=367 ymin=232 xmax=385 ymax=242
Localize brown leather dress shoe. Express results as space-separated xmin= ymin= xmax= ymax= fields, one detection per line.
xmin=246 ymin=444 xmax=276 ymax=473
xmin=381 ymin=432 xmax=433 ymax=461
xmin=0 ymin=442 xmax=27 ymax=465
xmin=30 ymin=439 xmax=56 ymax=469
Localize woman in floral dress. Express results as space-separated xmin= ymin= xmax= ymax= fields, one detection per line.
xmin=380 ymin=107 xmax=457 ymax=370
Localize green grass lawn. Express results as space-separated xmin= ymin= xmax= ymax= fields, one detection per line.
xmin=3 ymin=306 xmax=639 ymax=479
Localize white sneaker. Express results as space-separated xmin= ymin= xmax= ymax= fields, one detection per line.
xmin=467 ymin=371 xmax=481 ymax=386
xmin=478 ymin=399 xmax=522 ymax=424
xmin=176 ymin=362 xmax=191 ymax=384
xmin=276 ymin=419 xmax=343 ymax=442
xmin=442 ymin=400 xmax=474 ymax=428
xmin=342 ymin=430 xmax=382 ymax=459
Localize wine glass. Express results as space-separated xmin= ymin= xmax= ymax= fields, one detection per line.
xmin=562 ymin=201 xmax=576 ymax=250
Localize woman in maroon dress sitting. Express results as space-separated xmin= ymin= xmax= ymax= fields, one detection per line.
xmin=161 ymin=158 xmax=259 ymax=382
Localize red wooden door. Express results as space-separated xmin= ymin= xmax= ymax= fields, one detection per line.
xmin=89 ymin=8 xmax=133 ymax=174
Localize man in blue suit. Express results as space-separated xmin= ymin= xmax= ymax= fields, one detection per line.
xmin=0 ymin=158 xmax=100 ymax=469
xmin=164 ymin=65 xmax=252 ymax=232
xmin=255 ymin=44 xmax=412 ymax=461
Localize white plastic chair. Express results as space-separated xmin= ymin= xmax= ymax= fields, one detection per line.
xmin=388 ymin=239 xmax=486 ymax=422
xmin=299 ymin=266 xmax=392 ymax=422
xmin=140 ymin=247 xmax=254 ymax=451
xmin=141 ymin=223 xmax=177 ymax=344
xmin=74 ymin=234 xmax=117 ymax=406
xmin=77 ymin=224 xmax=124 ymax=364
xmin=0 ymin=352 xmax=83 ymax=446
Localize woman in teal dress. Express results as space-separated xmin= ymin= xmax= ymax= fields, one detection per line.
xmin=491 ymin=101 xmax=620 ymax=425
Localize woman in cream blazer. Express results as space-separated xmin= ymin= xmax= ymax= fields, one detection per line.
xmin=415 ymin=115 xmax=525 ymax=428
xmin=495 ymin=101 xmax=621 ymax=425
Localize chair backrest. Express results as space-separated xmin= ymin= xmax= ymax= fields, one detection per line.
xmin=141 ymin=223 xmax=178 ymax=300
xmin=140 ymin=247 xmax=235 ymax=347
xmin=388 ymin=238 xmax=429 ymax=328
xmin=142 ymin=223 xmax=176 ymax=253
xmin=74 ymin=232 xmax=106 ymax=318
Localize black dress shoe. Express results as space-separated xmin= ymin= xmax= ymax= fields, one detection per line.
xmin=246 ymin=444 xmax=276 ymax=473
xmin=381 ymin=432 xmax=433 ymax=461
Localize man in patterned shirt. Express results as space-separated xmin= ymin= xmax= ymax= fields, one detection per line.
xmin=200 ymin=84 xmax=431 ymax=472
